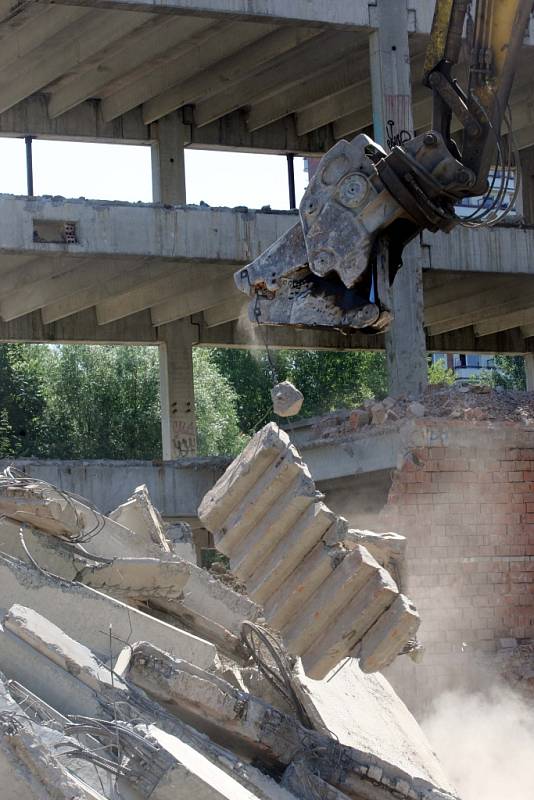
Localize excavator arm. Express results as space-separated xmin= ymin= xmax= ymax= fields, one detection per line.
xmin=235 ymin=0 xmax=533 ymax=334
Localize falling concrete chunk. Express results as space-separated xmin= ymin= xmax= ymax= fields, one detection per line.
xmin=271 ymin=381 xmax=304 ymax=417
xmin=353 ymin=594 xmax=420 ymax=674
xmin=199 ymin=422 xmax=418 ymax=679
xmin=109 ymin=483 xmax=172 ymax=555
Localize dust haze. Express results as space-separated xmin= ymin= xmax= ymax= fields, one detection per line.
xmin=422 ymin=684 xmax=534 ymax=800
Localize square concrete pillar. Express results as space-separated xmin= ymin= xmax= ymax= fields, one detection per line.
xmin=369 ymin=0 xmax=428 ymax=397
xmin=151 ymin=111 xmax=187 ymax=205
xmin=519 ymin=145 xmax=534 ymax=225
xmin=158 ymin=319 xmax=197 ymax=459
xmin=525 ymin=353 xmax=534 ymax=391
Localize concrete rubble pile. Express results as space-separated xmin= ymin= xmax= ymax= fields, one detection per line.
xmin=0 ymin=453 xmax=460 ymax=800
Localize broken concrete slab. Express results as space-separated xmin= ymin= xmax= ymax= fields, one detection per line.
xmin=0 ymin=468 xmax=152 ymax=562
xmin=292 ymin=659 xmax=457 ymax=796
xmin=79 ymin=553 xmax=260 ymax=657
xmin=4 ymin=604 xmax=129 ymax=699
xmin=119 ymin=639 xmax=456 ymax=800
xmin=0 ymin=555 xmax=216 ymax=669
xmin=109 ymin=483 xmax=172 ymax=556
xmin=354 ymin=594 xmax=420 ymax=674
xmin=198 ymin=423 xmax=419 ymax=679
xmin=344 ymin=529 xmax=406 ymax=573
xmin=0 ymin=625 xmax=105 ymax=720
xmin=0 ymin=517 xmax=80 ymax=581
xmin=301 ymin=567 xmax=399 ymax=680
xmin=77 ymin=557 xmax=191 ymax=600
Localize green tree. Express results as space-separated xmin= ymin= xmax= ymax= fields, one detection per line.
xmin=193 ymin=349 xmax=247 ymax=456
xmin=0 ymin=344 xmax=49 ymax=458
xmin=41 ymin=345 xmax=162 ymax=459
xmin=428 ymin=359 xmax=456 ymax=386
xmin=472 ymin=355 xmax=526 ymax=391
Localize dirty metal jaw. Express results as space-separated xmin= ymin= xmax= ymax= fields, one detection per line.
xmin=235 ymin=131 xmax=475 ymax=334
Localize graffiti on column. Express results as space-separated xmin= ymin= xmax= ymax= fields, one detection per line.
xmin=384 ymin=94 xmax=413 ymax=149
xmin=171 ymin=418 xmax=197 ymax=457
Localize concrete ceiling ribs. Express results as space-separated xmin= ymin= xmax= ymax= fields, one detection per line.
xmin=0 ymin=2 xmax=529 ymax=158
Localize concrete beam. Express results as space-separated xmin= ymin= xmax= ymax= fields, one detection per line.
xmin=0 ymin=196 xmax=297 ymax=261
xmin=193 ymin=31 xmax=355 ymax=128
xmin=0 ymin=96 xmax=333 ymax=154
xmin=0 ymin=257 xmax=126 ymax=321
xmin=101 ymin=20 xmax=266 ymax=122
xmin=296 ymin=82 xmax=371 ymax=136
xmin=49 ymin=0 xmax=372 ymax=28
xmin=0 ymin=457 xmax=228 ymax=518
xmin=142 ymin=25 xmax=318 ymax=125
xmin=0 ymin=95 xmax=150 ymax=144
xmin=96 ymin=263 xmax=235 ymax=324
xmin=159 ymin=319 xmax=197 ymax=459
xmin=0 ymin=308 xmax=159 ymax=344
xmin=186 ymin=110 xmax=335 ymax=155
xmin=418 ymin=225 xmax=534 ymax=275
xmin=46 ymin=15 xmax=215 ymax=119
xmin=427 ymin=326 xmax=531 ymax=356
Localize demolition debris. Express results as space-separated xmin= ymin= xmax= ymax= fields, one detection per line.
xmin=0 ymin=429 xmax=459 ymax=800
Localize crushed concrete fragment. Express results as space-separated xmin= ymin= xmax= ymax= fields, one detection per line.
xmin=199 ymin=423 xmax=419 ymax=679
xmin=109 ymin=483 xmax=172 ymax=555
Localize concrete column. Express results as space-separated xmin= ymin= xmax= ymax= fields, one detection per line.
xmin=369 ymin=0 xmax=428 ymax=397
xmin=151 ymin=111 xmax=187 ymax=205
xmin=519 ymin=145 xmax=534 ymax=224
xmin=525 ymin=353 xmax=534 ymax=391
xmin=158 ymin=319 xmax=197 ymax=460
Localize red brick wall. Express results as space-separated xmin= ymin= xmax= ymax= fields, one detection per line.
xmin=375 ymin=421 xmax=534 ymax=715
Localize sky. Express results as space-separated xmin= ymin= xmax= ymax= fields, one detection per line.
xmin=0 ymin=137 xmax=308 ymax=209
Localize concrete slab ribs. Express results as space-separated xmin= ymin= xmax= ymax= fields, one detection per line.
xmin=198 ymin=422 xmax=419 ymax=679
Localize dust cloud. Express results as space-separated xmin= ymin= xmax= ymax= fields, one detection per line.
xmin=422 ymin=684 xmax=534 ymax=800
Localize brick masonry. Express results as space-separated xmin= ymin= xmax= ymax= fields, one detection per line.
xmin=363 ymin=420 xmax=534 ymax=717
